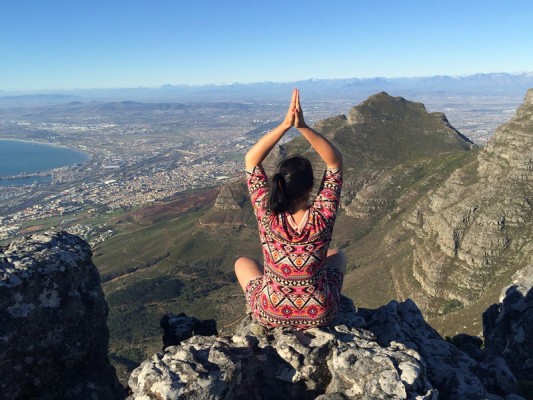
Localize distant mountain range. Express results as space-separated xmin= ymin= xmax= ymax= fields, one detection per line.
xmin=2 ymin=72 xmax=533 ymax=105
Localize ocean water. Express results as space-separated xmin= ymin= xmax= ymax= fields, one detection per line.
xmin=0 ymin=139 xmax=89 ymax=186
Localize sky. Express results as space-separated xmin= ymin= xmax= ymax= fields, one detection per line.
xmin=1 ymin=0 xmax=533 ymax=92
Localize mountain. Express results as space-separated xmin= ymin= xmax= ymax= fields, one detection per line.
xmin=203 ymin=91 xmax=476 ymax=233
xmin=3 ymin=73 xmax=533 ymax=104
xmin=0 ymin=93 xmax=80 ymax=107
xmin=90 ymin=89 xmax=532 ymax=380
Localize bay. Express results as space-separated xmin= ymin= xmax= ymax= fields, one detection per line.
xmin=0 ymin=139 xmax=89 ymax=186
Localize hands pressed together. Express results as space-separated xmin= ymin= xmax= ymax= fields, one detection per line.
xmin=282 ymin=89 xmax=307 ymax=130
xmin=245 ymin=88 xmax=341 ymax=170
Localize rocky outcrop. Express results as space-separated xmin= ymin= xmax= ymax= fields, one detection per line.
xmin=1 ymin=230 xmax=530 ymax=400
xmin=214 ymin=182 xmax=247 ymax=211
xmin=160 ymin=312 xmax=218 ymax=350
xmin=198 ymin=179 xmax=253 ymax=227
xmin=483 ymin=264 xmax=533 ymax=381
xmin=128 ymin=298 xmax=436 ymax=400
xmin=0 ymin=232 xmax=125 ymax=400
xmin=128 ymin=296 xmax=526 ymax=400
xmin=404 ymin=89 xmax=533 ymax=309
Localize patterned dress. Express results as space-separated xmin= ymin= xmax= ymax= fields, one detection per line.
xmin=245 ymin=165 xmax=344 ymax=328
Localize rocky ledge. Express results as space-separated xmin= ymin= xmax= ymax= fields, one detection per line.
xmin=1 ymin=232 xmax=531 ymax=400
xmin=0 ymin=232 xmax=125 ymax=400
xmin=129 ymin=279 xmax=532 ymax=400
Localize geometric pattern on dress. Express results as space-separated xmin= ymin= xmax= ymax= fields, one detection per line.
xmin=245 ymin=165 xmax=343 ymax=329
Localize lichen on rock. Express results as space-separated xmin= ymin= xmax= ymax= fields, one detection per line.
xmin=128 ymin=293 xmax=529 ymax=400
xmin=0 ymin=231 xmax=125 ymax=400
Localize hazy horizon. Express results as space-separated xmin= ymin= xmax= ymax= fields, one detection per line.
xmin=1 ymin=71 xmax=533 ymax=96
xmin=2 ymin=0 xmax=533 ymax=92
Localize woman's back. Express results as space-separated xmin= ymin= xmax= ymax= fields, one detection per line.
xmin=245 ymin=165 xmax=343 ymax=328
xmin=234 ymin=89 xmax=346 ymax=329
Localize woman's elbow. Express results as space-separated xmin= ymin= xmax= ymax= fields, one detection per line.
xmin=329 ymin=152 xmax=343 ymax=170
xmin=244 ymin=153 xmax=258 ymax=170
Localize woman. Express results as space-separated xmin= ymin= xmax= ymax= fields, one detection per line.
xmin=235 ymin=89 xmax=346 ymax=329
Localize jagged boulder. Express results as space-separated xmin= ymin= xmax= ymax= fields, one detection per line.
xmin=483 ymin=264 xmax=533 ymax=381
xmin=0 ymin=231 xmax=125 ymax=400
xmin=128 ymin=297 xmax=436 ymax=400
xmin=360 ymin=299 xmax=520 ymax=399
xmin=160 ymin=312 xmax=218 ymax=350
xmin=127 ymin=296 xmax=526 ymax=400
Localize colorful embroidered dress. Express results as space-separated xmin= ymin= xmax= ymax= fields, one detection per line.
xmin=245 ymin=165 xmax=343 ymax=328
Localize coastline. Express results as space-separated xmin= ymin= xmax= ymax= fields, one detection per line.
xmin=0 ymin=137 xmax=89 ymax=153
xmin=0 ymin=138 xmax=91 ymax=185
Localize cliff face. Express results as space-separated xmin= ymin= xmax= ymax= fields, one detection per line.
xmin=0 ymin=232 xmax=125 ymax=400
xmin=404 ymin=89 xmax=533 ymax=309
xmin=483 ymin=264 xmax=533 ymax=382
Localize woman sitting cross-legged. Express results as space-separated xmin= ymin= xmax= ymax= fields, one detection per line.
xmin=235 ymin=89 xmax=346 ymax=329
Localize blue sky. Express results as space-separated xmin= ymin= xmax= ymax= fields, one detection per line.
xmin=1 ymin=0 xmax=533 ymax=91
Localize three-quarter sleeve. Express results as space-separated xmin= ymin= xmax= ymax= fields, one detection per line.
xmin=311 ymin=168 xmax=343 ymax=224
xmin=246 ymin=166 xmax=269 ymax=219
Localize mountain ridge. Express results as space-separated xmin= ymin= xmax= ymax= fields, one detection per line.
xmin=3 ymin=72 xmax=533 ymax=104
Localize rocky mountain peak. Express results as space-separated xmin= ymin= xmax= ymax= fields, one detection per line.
xmin=347 ymin=91 xmax=427 ymax=125
xmin=312 ymin=92 xmax=475 ymax=224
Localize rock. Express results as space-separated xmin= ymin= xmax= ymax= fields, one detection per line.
xmin=160 ymin=312 xmax=218 ymax=350
xmin=359 ymin=299 xmax=520 ymax=399
xmin=128 ymin=295 xmax=525 ymax=399
xmin=483 ymin=264 xmax=533 ymax=381
xmin=213 ymin=182 xmax=247 ymax=210
xmin=2 ymin=230 xmax=529 ymax=400
xmin=450 ymin=333 xmax=483 ymax=361
xmin=129 ymin=297 xmax=437 ymax=399
xmin=0 ymin=231 xmax=125 ymax=400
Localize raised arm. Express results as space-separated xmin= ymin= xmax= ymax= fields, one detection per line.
xmin=245 ymin=90 xmax=297 ymax=170
xmin=294 ymin=89 xmax=343 ymax=170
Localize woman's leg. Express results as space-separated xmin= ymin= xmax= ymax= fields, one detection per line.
xmin=234 ymin=257 xmax=264 ymax=291
xmin=326 ymin=248 xmax=346 ymax=275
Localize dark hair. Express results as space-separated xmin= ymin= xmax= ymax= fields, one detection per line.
xmin=268 ymin=156 xmax=314 ymax=213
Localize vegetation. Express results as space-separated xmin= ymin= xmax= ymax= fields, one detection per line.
xmin=440 ymin=299 xmax=465 ymax=315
